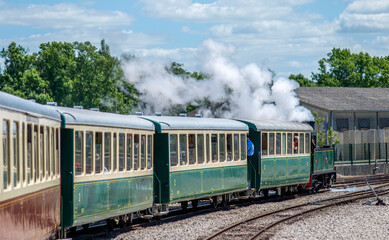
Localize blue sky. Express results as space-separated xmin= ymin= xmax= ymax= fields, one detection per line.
xmin=1 ymin=0 xmax=389 ymax=78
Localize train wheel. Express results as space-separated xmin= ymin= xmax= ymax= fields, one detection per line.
xmin=222 ymin=194 xmax=231 ymax=207
xmin=192 ymin=200 xmax=199 ymax=209
xmin=262 ymin=189 xmax=269 ymax=198
xmin=68 ymin=227 xmax=77 ymax=236
xmin=211 ymin=196 xmax=218 ymax=209
xmin=181 ymin=201 xmax=188 ymax=210
xmin=128 ymin=213 xmax=133 ymax=226
xmin=119 ymin=215 xmax=127 ymax=229
xmin=107 ymin=219 xmax=115 ymax=231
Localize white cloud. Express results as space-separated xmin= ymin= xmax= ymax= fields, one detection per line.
xmin=140 ymin=0 xmax=315 ymax=22
xmin=139 ymin=0 xmax=343 ymax=78
xmin=0 ymin=2 xmax=132 ymax=29
xmin=339 ymin=0 xmax=389 ymax=32
xmin=345 ymin=0 xmax=389 ymax=13
xmin=0 ymin=28 xmax=165 ymax=56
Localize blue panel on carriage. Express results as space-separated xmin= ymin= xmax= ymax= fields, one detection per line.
xmin=141 ymin=116 xmax=248 ymax=131
xmin=0 ymin=91 xmax=61 ymax=120
xmin=48 ymin=106 xmax=155 ymax=130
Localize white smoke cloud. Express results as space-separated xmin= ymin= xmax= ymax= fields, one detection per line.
xmin=122 ymin=39 xmax=313 ymax=122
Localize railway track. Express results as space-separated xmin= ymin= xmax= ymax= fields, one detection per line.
xmin=204 ymin=183 xmax=389 ymax=240
xmin=71 ymin=176 xmax=389 ymax=239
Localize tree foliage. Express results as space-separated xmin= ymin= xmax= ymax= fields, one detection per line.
xmin=0 ymin=40 xmax=137 ymax=113
xmin=291 ymin=48 xmax=389 ymax=88
xmin=289 ymin=73 xmax=316 ymax=87
xmin=313 ymin=112 xmax=339 ymax=147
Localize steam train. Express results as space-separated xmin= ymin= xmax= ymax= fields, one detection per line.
xmin=0 ymin=91 xmax=336 ymax=239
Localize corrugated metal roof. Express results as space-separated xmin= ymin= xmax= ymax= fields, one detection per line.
xmin=296 ymin=87 xmax=389 ymax=111
xmin=141 ymin=116 xmax=248 ymax=131
xmin=48 ymin=106 xmax=155 ymax=130
xmin=0 ymin=91 xmax=61 ymax=121
xmin=240 ymin=119 xmax=313 ymax=131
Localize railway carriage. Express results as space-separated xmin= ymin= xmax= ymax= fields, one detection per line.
xmin=142 ymin=116 xmax=250 ymax=211
xmin=49 ymin=106 xmax=155 ymax=235
xmin=0 ymin=91 xmax=62 ymax=240
xmin=240 ymin=120 xmax=313 ymax=195
xmin=1 ymin=90 xmax=338 ymax=239
xmin=310 ymin=147 xmax=336 ymax=191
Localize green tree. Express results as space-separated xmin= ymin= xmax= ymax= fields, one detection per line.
xmin=310 ymin=48 xmax=389 ymax=88
xmin=0 ymin=42 xmax=36 ymax=94
xmin=1 ymin=40 xmax=138 ymax=113
xmin=35 ymin=41 xmax=76 ymax=105
xmin=313 ymin=112 xmax=339 ymax=147
xmin=289 ymin=73 xmax=316 ymax=87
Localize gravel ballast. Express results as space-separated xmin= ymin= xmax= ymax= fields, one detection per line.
xmin=106 ymin=187 xmax=389 ymax=240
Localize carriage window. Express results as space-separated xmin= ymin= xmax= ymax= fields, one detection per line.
xmin=219 ymin=134 xmax=226 ymax=162
xmin=180 ymin=134 xmax=187 ymax=165
xmin=75 ymin=131 xmax=83 ymax=176
xmin=211 ymin=134 xmax=218 ymax=162
xmin=3 ymin=120 xmax=10 ymax=189
xmin=269 ymin=133 xmax=274 ymax=155
xmin=293 ymin=133 xmax=299 ymax=154
xmin=170 ymin=134 xmax=178 ymax=166
xmin=23 ymin=124 xmax=26 ymax=183
xmin=282 ymin=133 xmax=286 ymax=155
xmin=206 ymin=134 xmax=210 ymax=163
xmin=119 ymin=133 xmax=125 ymax=171
xmin=51 ymin=128 xmax=55 ymax=177
xmin=104 ymin=133 xmax=111 ymax=173
xmin=240 ymin=134 xmax=246 ymax=160
xmin=113 ymin=133 xmax=117 ymax=171
xmin=227 ymin=134 xmax=232 ymax=161
xmin=189 ymin=134 xmax=196 ymax=165
xmin=46 ymin=127 xmax=50 ymax=180
xmin=40 ymin=127 xmax=44 ymax=181
xmin=127 ymin=134 xmax=133 ymax=170
xmin=86 ymin=132 xmax=92 ymax=174
xmin=95 ymin=132 xmax=102 ymax=174
xmin=33 ymin=125 xmax=38 ymax=182
xmin=234 ymin=134 xmax=239 ymax=160
xmin=276 ymin=133 xmax=281 ymax=155
xmin=262 ymin=133 xmax=268 ymax=156
xmin=27 ymin=124 xmax=32 ymax=183
xmin=147 ymin=135 xmax=152 ymax=169
xmin=13 ymin=122 xmax=20 ymax=186
xmin=134 ymin=134 xmax=139 ymax=170
xmin=305 ymin=133 xmax=310 ymax=154
xmin=197 ymin=134 xmax=204 ymax=164
xmin=141 ymin=135 xmax=146 ymax=170
xmin=287 ymin=133 xmax=292 ymax=154
xmin=56 ymin=128 xmax=59 ymax=176
xmin=299 ymin=133 xmax=304 ymax=154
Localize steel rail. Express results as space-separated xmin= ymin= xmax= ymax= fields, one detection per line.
xmin=250 ymin=188 xmax=389 ymax=240
xmin=205 ymin=183 xmax=389 ymax=240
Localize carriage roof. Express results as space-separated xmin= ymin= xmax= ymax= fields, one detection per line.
xmin=48 ymin=106 xmax=155 ymax=130
xmin=239 ymin=119 xmax=313 ymax=132
xmin=141 ymin=116 xmax=248 ymax=132
xmin=0 ymin=91 xmax=61 ymax=121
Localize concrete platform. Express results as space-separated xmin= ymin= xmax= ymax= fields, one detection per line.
xmin=336 ymin=163 xmax=389 ymax=176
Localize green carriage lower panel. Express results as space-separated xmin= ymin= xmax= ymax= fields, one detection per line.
xmin=72 ymin=175 xmax=153 ymax=226
xmin=313 ymin=149 xmax=334 ymax=174
xmin=169 ymin=165 xmax=248 ymax=202
xmin=260 ymin=156 xmax=310 ymax=189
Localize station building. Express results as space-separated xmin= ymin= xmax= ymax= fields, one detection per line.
xmin=295 ymin=87 xmax=389 ymax=145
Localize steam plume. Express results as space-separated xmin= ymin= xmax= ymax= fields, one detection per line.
xmin=122 ymin=39 xmax=312 ymax=122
